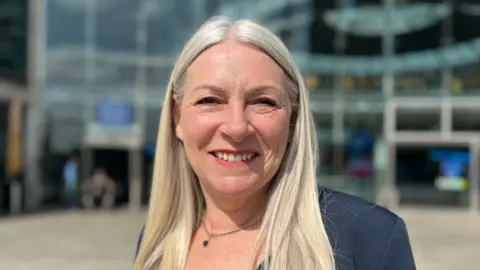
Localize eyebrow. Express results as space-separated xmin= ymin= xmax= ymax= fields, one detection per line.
xmin=191 ymin=84 xmax=283 ymax=96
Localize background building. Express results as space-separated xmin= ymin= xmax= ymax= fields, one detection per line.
xmin=1 ymin=0 xmax=479 ymax=213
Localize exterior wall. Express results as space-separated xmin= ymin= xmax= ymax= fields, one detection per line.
xmin=34 ymin=0 xmax=480 ymax=209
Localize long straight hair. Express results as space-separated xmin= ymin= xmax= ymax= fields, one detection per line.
xmin=134 ymin=16 xmax=335 ymax=270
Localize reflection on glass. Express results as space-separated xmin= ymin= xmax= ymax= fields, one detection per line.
xmin=450 ymin=74 xmax=480 ymax=94
xmin=306 ymin=74 xmax=335 ymax=94
xmin=314 ymin=113 xmax=333 ymax=175
xmin=338 ymin=75 xmax=381 ymax=93
xmin=452 ymin=109 xmax=480 ymax=132
xmin=307 ymin=74 xmax=383 ymax=93
xmin=396 ymin=109 xmax=441 ymax=131
xmin=451 ymin=64 xmax=480 ymax=94
xmin=395 ymin=71 xmax=442 ymax=94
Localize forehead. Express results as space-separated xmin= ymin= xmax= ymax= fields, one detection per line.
xmin=186 ymin=41 xmax=284 ymax=90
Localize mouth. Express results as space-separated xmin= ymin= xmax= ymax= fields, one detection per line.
xmin=209 ymin=151 xmax=260 ymax=163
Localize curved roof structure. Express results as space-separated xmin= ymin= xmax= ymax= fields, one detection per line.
xmin=221 ymin=1 xmax=480 ymax=75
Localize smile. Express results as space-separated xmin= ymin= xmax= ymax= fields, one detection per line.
xmin=210 ymin=151 xmax=259 ymax=164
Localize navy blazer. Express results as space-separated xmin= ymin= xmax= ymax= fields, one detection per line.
xmin=135 ymin=188 xmax=416 ymax=269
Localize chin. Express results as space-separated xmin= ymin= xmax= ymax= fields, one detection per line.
xmin=207 ymin=176 xmax=263 ymax=196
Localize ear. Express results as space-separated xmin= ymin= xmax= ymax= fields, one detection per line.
xmin=172 ymin=97 xmax=184 ymax=142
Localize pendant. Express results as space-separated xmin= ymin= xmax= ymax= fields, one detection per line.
xmin=203 ymin=240 xmax=209 ymax=247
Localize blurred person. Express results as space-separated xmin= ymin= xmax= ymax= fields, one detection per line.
xmin=62 ymin=151 xmax=80 ymax=209
xmin=80 ymin=168 xmax=116 ymax=210
xmin=134 ymin=16 xmax=415 ymax=270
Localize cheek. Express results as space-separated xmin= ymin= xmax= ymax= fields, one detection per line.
xmin=179 ymin=112 xmax=219 ymax=148
xmin=254 ymin=114 xmax=290 ymax=151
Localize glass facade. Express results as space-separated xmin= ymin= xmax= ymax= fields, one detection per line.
xmin=0 ymin=0 xmax=28 ymax=84
xmin=40 ymin=0 xmax=480 ymax=209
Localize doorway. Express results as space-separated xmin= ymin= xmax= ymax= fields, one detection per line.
xmin=89 ymin=148 xmax=129 ymax=205
xmin=395 ymin=143 xmax=471 ymax=207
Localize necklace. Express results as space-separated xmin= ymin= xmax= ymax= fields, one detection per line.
xmin=202 ymin=215 xmax=261 ymax=247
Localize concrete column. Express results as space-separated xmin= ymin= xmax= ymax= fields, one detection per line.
xmin=332 ymin=101 xmax=345 ymax=175
xmin=25 ymin=0 xmax=47 ymax=211
xmin=440 ymin=99 xmax=452 ymax=139
xmin=469 ymin=141 xmax=479 ymax=213
xmin=377 ymin=100 xmax=399 ymax=209
xmin=377 ymin=0 xmax=398 ymax=209
xmin=129 ymin=148 xmax=143 ymax=210
xmin=128 ymin=0 xmax=149 ymax=209
xmin=440 ymin=0 xmax=453 ymax=95
xmin=382 ymin=0 xmax=395 ymax=97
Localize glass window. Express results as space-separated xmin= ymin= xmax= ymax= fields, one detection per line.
xmin=452 ymin=108 xmax=480 ymax=132
xmin=396 ymin=108 xmax=441 ymax=131
xmin=314 ymin=112 xmax=333 ymax=175
xmin=395 ymin=71 xmax=442 ymax=96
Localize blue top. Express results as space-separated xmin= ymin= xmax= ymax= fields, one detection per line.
xmin=135 ymin=188 xmax=416 ymax=269
xmin=63 ymin=160 xmax=78 ymax=183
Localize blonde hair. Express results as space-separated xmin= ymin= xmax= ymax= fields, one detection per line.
xmin=134 ymin=16 xmax=335 ymax=270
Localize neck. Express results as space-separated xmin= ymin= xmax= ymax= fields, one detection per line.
xmin=202 ymin=191 xmax=267 ymax=232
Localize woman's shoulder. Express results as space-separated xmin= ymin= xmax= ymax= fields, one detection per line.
xmin=319 ymin=188 xmax=415 ymax=269
xmin=319 ymin=187 xmax=404 ymax=238
xmin=319 ymin=188 xmax=399 ymax=225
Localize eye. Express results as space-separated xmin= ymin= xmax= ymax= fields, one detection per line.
xmin=255 ymin=98 xmax=278 ymax=107
xmin=195 ymin=97 xmax=220 ymax=105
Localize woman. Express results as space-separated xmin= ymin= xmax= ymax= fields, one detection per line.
xmin=134 ymin=16 xmax=415 ymax=270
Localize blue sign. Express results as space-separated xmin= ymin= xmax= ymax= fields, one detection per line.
xmin=346 ymin=131 xmax=375 ymax=178
xmin=95 ymin=101 xmax=134 ymax=126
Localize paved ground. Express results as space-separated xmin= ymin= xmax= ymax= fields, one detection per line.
xmin=0 ymin=210 xmax=145 ymax=270
xmin=0 ymin=208 xmax=478 ymax=270
xmin=399 ymin=208 xmax=480 ymax=270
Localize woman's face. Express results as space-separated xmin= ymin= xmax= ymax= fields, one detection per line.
xmin=173 ymin=41 xmax=293 ymax=200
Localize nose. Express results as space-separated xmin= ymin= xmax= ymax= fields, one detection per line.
xmin=221 ymin=102 xmax=251 ymax=142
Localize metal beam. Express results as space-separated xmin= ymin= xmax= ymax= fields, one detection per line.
xmin=392 ymin=96 xmax=480 ymax=108
xmin=0 ymin=80 xmax=27 ymax=101
xmin=392 ymin=98 xmax=443 ymax=109
xmin=392 ymin=131 xmax=480 ymax=144
xmin=47 ymin=49 xmax=176 ymax=68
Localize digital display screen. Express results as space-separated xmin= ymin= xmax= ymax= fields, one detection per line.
xmin=429 ymin=149 xmax=469 ymax=192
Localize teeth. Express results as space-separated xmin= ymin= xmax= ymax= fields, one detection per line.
xmin=214 ymin=152 xmax=255 ymax=162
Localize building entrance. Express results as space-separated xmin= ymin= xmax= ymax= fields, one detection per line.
xmin=88 ymin=148 xmax=129 ymax=205
xmin=381 ymin=97 xmax=480 ymax=212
